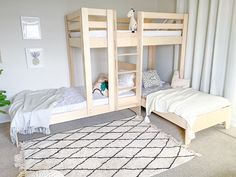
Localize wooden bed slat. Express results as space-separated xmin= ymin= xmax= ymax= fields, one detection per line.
xmin=69 ymin=38 xmax=81 ymax=47
xmin=118 ymin=61 xmax=136 ymax=70
xmin=143 ymin=23 xmax=184 ymax=30
xmin=143 ymin=12 xmax=184 ymax=19
xmin=68 ymin=22 xmax=80 ymax=31
xmin=87 ymin=8 xmax=107 ymax=16
xmin=117 ymin=53 xmax=138 ymax=57
xmin=118 ymin=70 xmax=137 ymax=74
xmin=143 ymin=36 xmax=182 ymax=46
xmin=67 ymin=10 xmax=80 ymax=21
xmin=88 ymin=21 xmax=107 ymax=28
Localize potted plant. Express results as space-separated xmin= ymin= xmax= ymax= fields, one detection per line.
xmin=0 ymin=69 xmax=10 ymax=114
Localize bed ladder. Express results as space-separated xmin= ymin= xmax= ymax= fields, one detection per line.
xmin=114 ymin=30 xmax=143 ymax=114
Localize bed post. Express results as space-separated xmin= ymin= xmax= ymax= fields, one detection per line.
xmin=184 ymin=131 xmax=191 ymax=145
xmin=224 ymin=106 xmax=231 ymax=129
xmin=148 ymin=46 xmax=156 ymax=70
xmin=179 ymin=14 xmax=188 ymax=79
xmin=81 ymin=8 xmax=93 ymax=115
xmin=136 ymin=11 xmax=144 ymax=116
xmin=65 ymin=16 xmax=75 ymax=86
xmin=107 ymin=9 xmax=116 ymax=111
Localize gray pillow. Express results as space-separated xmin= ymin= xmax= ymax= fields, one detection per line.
xmin=142 ymin=70 xmax=161 ymax=88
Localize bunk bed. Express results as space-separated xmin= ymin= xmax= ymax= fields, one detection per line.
xmin=10 ymin=8 xmax=144 ymax=146
xmin=137 ymin=11 xmax=231 ymax=145
xmin=63 ymin=7 xmax=143 ymax=122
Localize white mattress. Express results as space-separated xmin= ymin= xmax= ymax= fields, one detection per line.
xmin=53 ymin=87 xmax=135 ymax=114
xmin=70 ymin=30 xmax=182 ymax=38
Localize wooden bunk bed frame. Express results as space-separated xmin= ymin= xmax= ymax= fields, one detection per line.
xmin=50 ymin=8 xmax=143 ymax=125
xmin=16 ymin=8 xmax=142 ymax=147
xmin=138 ymin=11 xmax=231 ymax=145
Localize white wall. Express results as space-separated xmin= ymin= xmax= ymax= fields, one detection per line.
xmin=0 ymin=0 xmax=176 ymax=123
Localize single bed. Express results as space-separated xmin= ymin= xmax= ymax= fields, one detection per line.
xmin=9 ymin=86 xmax=135 ymax=145
xmin=141 ymin=87 xmax=231 ymax=145
xmin=138 ymin=10 xmax=231 ymax=145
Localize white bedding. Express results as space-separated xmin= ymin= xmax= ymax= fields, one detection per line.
xmin=145 ymin=88 xmax=231 ymax=139
xmin=70 ymin=30 xmax=182 ymax=38
xmin=9 ymin=87 xmax=135 ymax=144
xmin=53 ymin=87 xmax=135 ymax=114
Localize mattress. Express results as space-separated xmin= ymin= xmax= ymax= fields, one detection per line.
xmin=53 ymin=87 xmax=135 ymax=114
xmin=142 ymin=82 xmax=171 ymax=97
xmin=70 ymin=30 xmax=182 ymax=38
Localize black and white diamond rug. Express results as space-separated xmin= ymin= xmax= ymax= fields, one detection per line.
xmin=18 ymin=116 xmax=196 ymax=177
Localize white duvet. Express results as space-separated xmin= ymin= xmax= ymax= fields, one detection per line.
xmin=145 ymin=88 xmax=230 ymax=139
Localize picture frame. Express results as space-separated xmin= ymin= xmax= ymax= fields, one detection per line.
xmin=21 ymin=16 xmax=42 ymax=40
xmin=25 ymin=48 xmax=44 ymax=68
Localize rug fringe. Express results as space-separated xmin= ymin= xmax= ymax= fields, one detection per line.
xmin=135 ymin=115 xmax=143 ymax=120
xmin=181 ymin=145 xmax=202 ymax=157
xmin=17 ymin=171 xmax=26 ymax=177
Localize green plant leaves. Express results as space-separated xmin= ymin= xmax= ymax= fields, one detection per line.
xmin=0 ymin=69 xmax=11 ymax=114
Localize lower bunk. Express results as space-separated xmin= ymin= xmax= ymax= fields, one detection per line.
xmin=141 ymin=87 xmax=231 ymax=145
xmin=9 ymin=86 xmax=137 ymax=147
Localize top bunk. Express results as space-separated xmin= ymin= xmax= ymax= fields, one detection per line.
xmin=65 ymin=8 xmax=188 ymax=48
xmin=138 ymin=11 xmax=188 ymax=46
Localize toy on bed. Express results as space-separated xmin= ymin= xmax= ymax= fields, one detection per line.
xmin=93 ymin=73 xmax=109 ymax=96
xmin=127 ymin=8 xmax=137 ymax=33
xmin=171 ymin=70 xmax=190 ymax=88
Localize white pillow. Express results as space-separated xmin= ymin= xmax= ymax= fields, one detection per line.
xmin=118 ymin=73 xmax=135 ymax=94
xmin=142 ymin=70 xmax=161 ymax=88
xmin=171 ymin=70 xmax=190 ymax=88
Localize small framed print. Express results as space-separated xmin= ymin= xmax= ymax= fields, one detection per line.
xmin=21 ymin=16 xmax=42 ymax=40
xmin=25 ymin=48 xmax=44 ymax=68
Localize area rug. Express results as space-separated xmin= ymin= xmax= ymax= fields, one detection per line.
xmin=16 ymin=116 xmax=197 ymax=177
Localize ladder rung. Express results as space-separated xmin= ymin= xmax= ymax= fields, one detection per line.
xmin=117 ymin=53 xmax=138 ymax=57
xmin=118 ymin=70 xmax=137 ymax=74
xmin=119 ymin=86 xmax=136 ymax=91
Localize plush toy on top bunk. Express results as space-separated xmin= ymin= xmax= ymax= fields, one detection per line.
xmin=127 ymin=8 xmax=137 ymax=33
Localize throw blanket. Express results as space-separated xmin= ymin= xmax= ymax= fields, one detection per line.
xmin=9 ymin=88 xmax=64 ymax=144
xmin=146 ymin=88 xmax=230 ymax=139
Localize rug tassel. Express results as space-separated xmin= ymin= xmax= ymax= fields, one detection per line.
xmin=16 ymin=171 xmax=26 ymax=177
xmin=135 ymin=115 xmax=143 ymax=120
xmin=144 ymin=116 xmax=150 ymax=123
xmin=181 ymin=145 xmax=202 ymax=157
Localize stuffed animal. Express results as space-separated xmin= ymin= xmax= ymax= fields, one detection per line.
xmin=171 ymin=70 xmax=190 ymax=88
xmin=127 ymin=8 xmax=137 ymax=33
xmin=93 ymin=73 xmax=109 ymax=96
